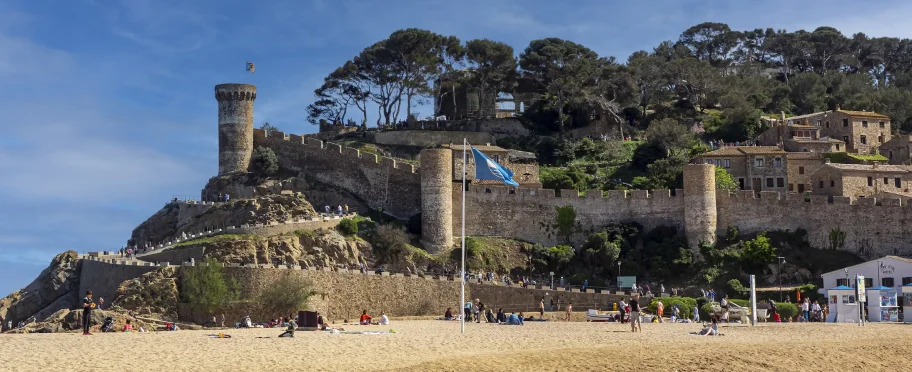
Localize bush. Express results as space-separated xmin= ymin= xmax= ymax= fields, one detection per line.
xmin=555 ymin=205 xmax=576 ymax=242
xmin=729 ymin=299 xmax=750 ymax=307
xmin=648 ymin=297 xmax=697 ymax=319
xmin=700 ymin=302 xmax=719 ymax=320
xmin=337 ymin=218 xmax=359 ymax=236
xmin=255 ymin=270 xmax=317 ymax=316
xmin=371 ymin=225 xmax=412 ymax=264
xmin=181 ymin=259 xmax=239 ymax=317
xmin=776 ymin=302 xmax=799 ymax=321
xmin=252 ymin=146 xmax=279 ymax=175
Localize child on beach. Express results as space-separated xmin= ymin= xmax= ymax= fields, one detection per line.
xmin=123 ymin=319 xmax=134 ymax=332
xmin=279 ymin=317 xmax=296 ymax=337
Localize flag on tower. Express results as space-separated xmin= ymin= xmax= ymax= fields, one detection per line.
xmin=246 ymin=62 xmax=255 ymax=74
xmin=470 ymin=146 xmax=519 ymax=187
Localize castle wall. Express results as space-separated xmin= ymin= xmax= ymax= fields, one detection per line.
xmin=254 ymin=129 xmax=421 ymax=219
xmin=78 ymin=259 xmax=158 ymax=307
xmin=374 ymin=130 xmax=493 ymax=147
xmin=216 ymin=84 xmax=256 ymax=175
xmin=716 ymin=192 xmax=912 ymax=259
xmin=453 ymin=185 xmax=686 ymax=246
xmin=474 ymin=118 xmax=530 ymax=137
xmin=468 ymin=283 xmax=625 ymax=313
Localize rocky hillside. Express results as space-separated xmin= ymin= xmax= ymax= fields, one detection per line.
xmin=0 ymin=251 xmax=81 ymax=326
xmin=131 ymin=194 xmax=319 ymax=247
xmin=112 ymin=267 xmax=179 ymax=317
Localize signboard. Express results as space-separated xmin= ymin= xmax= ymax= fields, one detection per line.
xmin=618 ymin=276 xmax=637 ymax=289
xmin=857 ymin=275 xmax=866 ymax=302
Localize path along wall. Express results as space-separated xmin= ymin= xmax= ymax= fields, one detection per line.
xmin=454 ymin=184 xmax=686 ymax=246
xmin=468 ymin=283 xmax=625 ymax=314
xmin=717 ymin=191 xmax=912 ymax=259
xmin=254 ymin=129 xmax=421 ymax=219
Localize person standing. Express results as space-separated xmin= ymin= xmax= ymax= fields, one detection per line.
xmin=656 ymin=300 xmax=665 ymax=323
xmin=629 ymin=294 xmax=641 ymax=332
xmin=98 ymin=297 xmax=104 ymax=310
xmin=801 ymin=299 xmax=810 ymax=322
xmin=82 ymin=290 xmax=95 ymax=335
xmin=565 ymin=302 xmax=573 ymax=321
xmin=539 ymin=298 xmax=545 ymax=318
xmin=619 ymin=299 xmax=627 ymax=324
xmin=693 ymin=305 xmax=700 ymax=322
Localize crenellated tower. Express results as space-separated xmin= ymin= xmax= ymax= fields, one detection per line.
xmin=419 ymin=148 xmax=454 ymax=253
xmin=683 ymin=164 xmax=718 ymax=250
xmin=215 ymin=84 xmax=257 ymax=175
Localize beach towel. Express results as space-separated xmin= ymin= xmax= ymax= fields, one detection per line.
xmin=207 ymin=333 xmax=232 ymax=338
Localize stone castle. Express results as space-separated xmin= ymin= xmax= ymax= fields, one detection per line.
xmin=212 ymin=83 xmax=912 ymax=259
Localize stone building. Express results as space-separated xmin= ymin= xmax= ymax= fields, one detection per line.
xmin=879 ymin=135 xmax=912 ymax=165
xmin=759 ymin=108 xmax=891 ymax=154
xmin=758 ymin=116 xmax=844 ymax=153
xmin=809 ymin=163 xmax=912 ymax=199
xmin=448 ymin=144 xmax=541 ymax=187
xmin=696 ymin=146 xmax=788 ymax=192
xmin=786 ymin=152 xmax=826 ymax=193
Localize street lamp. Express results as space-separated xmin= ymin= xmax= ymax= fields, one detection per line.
xmin=777 ymin=256 xmax=786 ymax=302
xmin=617 ymin=261 xmax=622 ymax=290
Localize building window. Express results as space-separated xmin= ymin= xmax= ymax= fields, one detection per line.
xmin=883 ymin=277 xmax=895 ymax=287
xmin=879 ymin=134 xmax=884 ymax=143
xmin=880 ymin=121 xmax=886 ymax=128
xmin=799 ymin=166 xmax=805 ymax=175
xmin=788 ymin=183 xmax=794 ymax=191
xmin=836 ymin=278 xmax=848 ymax=287
xmin=836 ymin=144 xmax=841 ymax=151
xmin=755 ymin=158 xmax=764 ymax=167
xmin=776 ymin=178 xmax=784 ymax=188
xmin=826 ymin=121 xmax=830 ymax=128
xmin=865 ymin=278 xmax=873 ymax=288
xmin=774 ymin=157 xmax=782 ymax=167
xmin=738 ymin=178 xmax=745 ymax=190
xmin=890 ymin=151 xmax=894 ymax=159
xmin=860 ymin=135 xmax=867 ymax=145
xmin=843 ymin=136 xmax=849 ymax=144
xmin=819 ymin=180 xmax=824 ymax=188
xmin=492 ymin=154 xmax=500 ymax=163
xmin=766 ymin=178 xmax=774 ymax=188
xmin=862 ymin=120 xmax=868 ymax=127
xmin=868 ymin=177 xmax=873 ymax=186
xmin=903 ymin=277 xmax=912 ymax=286
xmin=843 ymin=118 xmax=849 ymax=127
xmin=884 ymin=177 xmax=889 ymax=185
xmin=896 ymin=178 xmax=902 ymax=188
xmin=815 ymin=120 xmax=821 ymax=126
xmin=798 ymin=184 xmax=806 ymax=192
xmin=790 ymin=131 xmax=796 ymax=137
xmin=830 ymin=180 xmax=835 ymax=187
xmin=723 ymin=159 xmax=730 ymax=168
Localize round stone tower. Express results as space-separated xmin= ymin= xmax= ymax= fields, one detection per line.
xmin=683 ymin=164 xmax=718 ymax=250
xmin=420 ymin=148 xmax=454 ymax=253
xmin=215 ymin=84 xmax=257 ymax=175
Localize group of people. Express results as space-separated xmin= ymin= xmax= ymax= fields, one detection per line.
xmin=442 ymin=306 xmax=533 ymax=326
xmin=323 ymin=205 xmax=350 ymax=216
xmin=359 ymin=310 xmax=390 ymax=325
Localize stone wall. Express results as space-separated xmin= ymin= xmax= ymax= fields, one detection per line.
xmin=468 ymin=283 xmax=624 ymax=313
xmin=78 ymin=259 xmax=159 ymax=307
xmin=254 ymin=129 xmax=421 ymax=219
xmin=474 ymin=118 xmax=530 ymax=137
xmin=142 ymin=246 xmax=206 ymax=266
xmin=453 ymin=185 xmax=686 ymax=246
xmin=374 ymin=130 xmax=493 ymax=147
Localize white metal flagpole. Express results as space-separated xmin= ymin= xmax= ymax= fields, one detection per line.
xmin=460 ymin=138 xmax=467 ymax=334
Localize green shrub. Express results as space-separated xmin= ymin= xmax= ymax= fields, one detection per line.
xmin=699 ymin=302 xmax=718 ymax=320
xmin=252 ymin=146 xmax=279 ymax=175
xmin=776 ymin=303 xmax=799 ymax=321
xmin=648 ymin=297 xmax=697 ymax=319
xmin=729 ymin=299 xmax=750 ymax=307
xmin=337 ymin=218 xmax=359 ymax=236
xmin=181 ymin=259 xmax=239 ymax=317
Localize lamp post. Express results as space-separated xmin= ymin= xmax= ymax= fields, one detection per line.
xmin=617 ymin=261 xmax=622 ymax=290
xmin=777 ymin=256 xmax=786 ymax=302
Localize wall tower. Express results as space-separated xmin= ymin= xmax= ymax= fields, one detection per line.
xmin=683 ymin=164 xmax=718 ymax=250
xmin=419 ymin=148 xmax=454 ymax=253
xmin=215 ymin=84 xmax=257 ymax=175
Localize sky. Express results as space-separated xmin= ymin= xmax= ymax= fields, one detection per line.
xmin=2 ymin=0 xmax=911 ymax=296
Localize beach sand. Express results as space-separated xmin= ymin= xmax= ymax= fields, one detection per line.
xmin=1 ymin=319 xmax=910 ymax=371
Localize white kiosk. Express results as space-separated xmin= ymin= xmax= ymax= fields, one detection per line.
xmin=867 ymin=286 xmax=900 ymax=322
xmin=826 ymin=285 xmax=860 ymax=323
xmin=903 ymin=284 xmax=912 ymax=323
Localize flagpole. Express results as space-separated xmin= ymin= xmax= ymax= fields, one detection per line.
xmin=460 ymin=138 xmax=467 ymax=334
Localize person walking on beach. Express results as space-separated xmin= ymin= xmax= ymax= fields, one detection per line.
xmin=565 ymin=303 xmax=573 ymax=321
xmin=629 ymin=294 xmax=641 ymax=332
xmin=540 ymin=298 xmax=545 ymax=318
xmin=82 ymin=290 xmax=95 ymax=335
xmin=656 ymin=300 xmax=665 ymax=323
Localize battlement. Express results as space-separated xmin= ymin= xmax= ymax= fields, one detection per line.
xmin=716 ymin=190 xmax=908 ymax=208
xmin=465 ymin=184 xmax=681 ymax=201
xmin=215 ymin=84 xmax=257 ymax=101
xmin=254 ymin=128 xmax=418 ymax=174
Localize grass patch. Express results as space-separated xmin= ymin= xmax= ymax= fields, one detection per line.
xmin=172 ymin=234 xmax=259 ymax=248
xmin=293 ymin=229 xmax=317 ymax=238
xmin=824 ymin=152 xmax=888 ymax=164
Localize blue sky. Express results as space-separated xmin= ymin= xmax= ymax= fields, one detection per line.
xmin=2 ymin=0 xmax=910 ymax=296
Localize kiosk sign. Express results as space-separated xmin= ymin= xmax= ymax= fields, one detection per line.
xmin=857 ymin=275 xmax=866 ymax=302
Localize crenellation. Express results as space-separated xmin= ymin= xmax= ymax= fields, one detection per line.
xmin=288 ymin=134 xmax=305 ymax=144
xmin=585 ymin=189 xmax=602 ymax=199
xmin=360 ymin=152 xmax=379 ymax=163
xmin=833 ymin=196 xmax=852 ymax=204
xmin=559 ymin=189 xmax=577 ymax=198
xmin=810 ymin=195 xmax=830 ymax=205
xmin=881 ymin=198 xmax=902 ymax=207
xmin=652 ymin=189 xmax=672 ymax=199
xmin=606 ymin=190 xmax=627 ymax=199
xmin=758 ymin=191 xmax=781 ymax=202
xmin=306 ymin=138 xmax=323 ymax=148
xmin=272 ymin=131 xmax=288 ymax=139
xmin=855 ymin=197 xmax=876 ymax=206
xmin=380 ymin=156 xmax=397 ymax=169
xmin=325 ymin=142 xmax=342 ymax=153
xmin=342 ymin=147 xmax=360 ymax=158
xmin=737 ymin=190 xmax=755 ymax=199
xmin=630 ymin=190 xmax=649 ymax=199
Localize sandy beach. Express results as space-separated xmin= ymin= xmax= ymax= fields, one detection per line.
xmin=1 ymin=319 xmax=910 ymax=371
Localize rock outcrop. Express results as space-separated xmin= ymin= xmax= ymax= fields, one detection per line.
xmin=131 ymin=194 xmax=319 ymax=246
xmin=0 ymin=251 xmax=81 ymax=326
xmin=11 ymin=308 xmax=154 ymax=334
xmin=182 ymin=229 xmax=373 ymax=268
xmin=112 ymin=266 xmax=179 ymax=317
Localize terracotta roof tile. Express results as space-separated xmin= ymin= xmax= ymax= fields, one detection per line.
xmin=837 ymin=110 xmax=890 ymax=120
xmin=825 ymin=163 xmax=911 ymax=173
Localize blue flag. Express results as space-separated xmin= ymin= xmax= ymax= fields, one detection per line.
xmin=471 ymin=147 xmax=519 ymax=187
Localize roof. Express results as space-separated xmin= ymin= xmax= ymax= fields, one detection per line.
xmin=868 ymin=286 xmax=895 ymax=291
xmin=822 ymin=256 xmax=912 ymax=277
xmin=701 ymin=146 xmax=785 ymax=157
xmin=837 ymin=109 xmax=890 ymax=120
xmin=507 ymin=150 xmax=537 ymax=160
xmin=791 ymin=137 xmax=844 ymax=144
xmin=447 ymin=144 xmax=507 ymax=152
xmin=827 ymin=285 xmax=854 ymax=290
xmin=824 ymin=163 xmax=911 ymax=174
xmin=789 ymin=124 xmax=818 ymax=128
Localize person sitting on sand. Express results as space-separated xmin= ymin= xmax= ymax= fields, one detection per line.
xmin=518 ymin=312 xmax=526 ymax=323
xmin=379 ymin=312 xmax=389 ymax=325
xmin=279 ymin=317 xmax=296 ymax=338
xmin=696 ymin=315 xmax=719 ymax=336
xmin=123 ymin=319 xmax=134 ymax=332
xmin=485 ymin=309 xmax=496 ymax=323
xmin=496 ymin=308 xmax=506 ymax=323
xmin=444 ymin=308 xmax=453 ymax=320
xmin=360 ymin=310 xmax=372 ymax=325
xmin=503 ymin=312 xmax=523 ymax=325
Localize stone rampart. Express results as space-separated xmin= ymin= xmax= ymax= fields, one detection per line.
xmin=78 ymin=258 xmax=159 ymax=306
xmin=468 ymin=283 xmax=625 ymax=313
xmin=374 ymin=130 xmax=494 ymax=147
xmin=455 ymin=185 xmax=686 ymax=246
xmin=254 ymin=129 xmax=421 ymax=219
